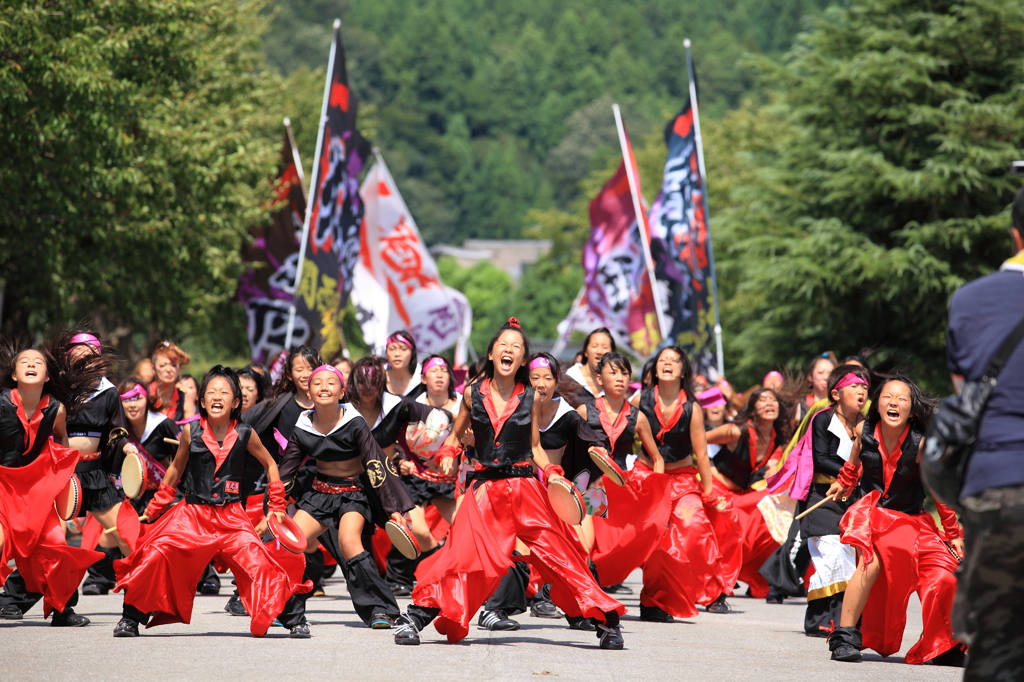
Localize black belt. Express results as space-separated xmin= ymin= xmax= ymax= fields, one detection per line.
xmin=185 ymin=494 xmax=238 ymax=507
xmin=69 ymin=431 xmax=103 ymax=439
xmin=75 ymin=459 xmax=106 ymax=473
xmin=468 ymin=464 xmax=535 ymax=483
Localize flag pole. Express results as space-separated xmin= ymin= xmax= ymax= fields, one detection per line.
xmin=284 ymin=19 xmax=340 ymax=351
xmin=283 ymin=117 xmax=307 ymax=199
xmin=612 ymin=103 xmax=668 ymax=346
xmin=684 ymin=39 xmax=725 ymax=379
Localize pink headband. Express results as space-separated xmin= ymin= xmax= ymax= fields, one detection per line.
xmin=119 ymin=384 xmax=147 ymax=401
xmin=697 ymin=387 xmax=727 ymax=409
xmin=529 ymin=357 xmax=552 ymax=371
xmin=763 ymin=371 xmax=784 ymax=384
xmin=422 ymin=357 xmax=447 ymax=373
xmin=834 ymin=373 xmax=868 ymax=392
xmin=387 ymin=333 xmax=414 ymax=349
xmin=310 ymin=364 xmax=345 ymax=386
xmin=70 ymin=333 xmax=101 ymax=353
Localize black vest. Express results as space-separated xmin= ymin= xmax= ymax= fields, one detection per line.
xmin=0 ymin=389 xmax=61 ymax=468
xmin=586 ymin=400 xmax=639 ymax=469
xmin=469 ymin=382 xmax=535 ymax=468
xmin=638 ymin=387 xmax=694 ymax=464
xmin=181 ymin=420 xmax=253 ymax=505
xmin=859 ymin=421 xmax=926 ymax=515
xmin=712 ymin=425 xmax=785 ymax=490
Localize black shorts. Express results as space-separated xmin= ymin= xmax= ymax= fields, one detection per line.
xmin=76 ymin=468 xmax=122 ymax=513
xmin=296 ymin=474 xmax=372 ymax=528
xmin=401 ymin=473 xmax=455 ymax=507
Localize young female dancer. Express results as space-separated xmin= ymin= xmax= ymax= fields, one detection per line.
xmin=237 ymin=367 xmax=267 ymax=413
xmin=825 ymin=376 xmax=964 ymax=665
xmin=564 ymin=328 xmax=615 ymax=399
xmin=113 ymin=366 xmax=308 ymax=637
xmin=276 ymin=364 xmax=415 ymax=635
xmin=393 ymin=319 xmax=626 ymax=649
xmin=149 ymin=341 xmax=195 ymax=422
xmin=0 ymin=332 xmax=106 ymax=625
xmin=384 ymin=330 xmax=422 ymax=397
xmin=631 ymin=346 xmax=732 ymax=619
xmin=345 ymin=355 xmax=449 ymax=597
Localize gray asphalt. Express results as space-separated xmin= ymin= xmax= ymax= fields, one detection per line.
xmin=1 ymin=571 xmax=963 ymax=682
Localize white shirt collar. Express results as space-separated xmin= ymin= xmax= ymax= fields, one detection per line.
xmin=295 ymin=405 xmax=363 ymax=437
xmin=827 ymin=413 xmax=854 ymax=462
xmin=539 ymin=397 xmax=575 ymax=433
xmin=88 ymin=376 xmax=116 ymax=402
xmin=141 ymin=410 xmax=170 ymax=442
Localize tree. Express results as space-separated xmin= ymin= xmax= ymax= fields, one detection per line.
xmin=711 ymin=0 xmax=1024 ymax=389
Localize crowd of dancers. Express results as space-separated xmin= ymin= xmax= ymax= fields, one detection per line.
xmin=0 ymin=320 xmax=966 ymax=664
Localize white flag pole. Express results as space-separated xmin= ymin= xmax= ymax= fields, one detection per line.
xmin=613 ymin=103 xmax=668 ymax=346
xmin=283 ymin=117 xmax=307 ymax=200
xmin=684 ymin=39 xmax=725 ymax=379
xmin=284 ymin=19 xmax=340 ymax=351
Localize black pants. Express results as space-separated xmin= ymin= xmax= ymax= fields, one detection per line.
xmin=277 ymin=549 xmax=326 ymax=628
xmin=385 ymin=545 xmax=418 ymax=588
xmin=804 ymin=592 xmax=844 ymax=636
xmin=483 ymin=555 xmax=531 ymax=616
xmin=83 ymin=546 xmax=122 ymax=592
xmin=955 ymin=486 xmax=1024 ymax=681
xmin=0 ymin=570 xmax=78 ymax=615
xmin=759 ymin=521 xmax=810 ymax=598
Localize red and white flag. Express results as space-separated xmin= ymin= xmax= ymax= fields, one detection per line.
xmin=353 ymin=152 xmax=470 ymax=355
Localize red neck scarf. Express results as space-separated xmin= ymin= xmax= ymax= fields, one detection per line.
xmin=199 ymin=418 xmax=240 ymax=471
xmin=874 ymin=422 xmax=910 ymax=494
xmin=748 ymin=425 xmax=777 ymax=471
xmin=653 ymin=386 xmax=685 ymax=442
xmin=480 ymin=379 xmax=524 ymax=443
xmin=596 ymin=396 xmax=631 ymax=452
xmin=10 ymin=389 xmax=50 ymax=454
xmin=151 ymin=381 xmax=180 ymax=419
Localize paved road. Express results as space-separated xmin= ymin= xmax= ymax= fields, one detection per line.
xmin=2 ymin=572 xmax=963 ymax=682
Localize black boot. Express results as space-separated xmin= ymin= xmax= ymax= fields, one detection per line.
xmin=930 ymin=645 xmax=966 ymax=667
xmin=828 ymin=626 xmax=863 ymax=662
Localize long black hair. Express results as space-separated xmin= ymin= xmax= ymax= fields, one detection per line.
xmin=480 ymin=318 xmax=531 ymax=386
xmin=236 ymin=366 xmax=268 ymax=404
xmin=734 ymin=387 xmax=792 ymax=444
xmin=647 ymin=345 xmax=696 ymax=398
xmin=868 ymin=375 xmax=936 ymax=432
xmin=0 ymin=328 xmax=111 ymax=416
xmin=578 ymin=327 xmax=616 ymax=368
xmin=198 ymin=365 xmax=243 ymax=421
xmin=271 ymin=346 xmax=321 ymax=399
xmin=347 ymin=355 xmax=387 ymax=413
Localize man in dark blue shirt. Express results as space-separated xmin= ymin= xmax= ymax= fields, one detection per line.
xmin=947 ymin=186 xmax=1024 ymax=681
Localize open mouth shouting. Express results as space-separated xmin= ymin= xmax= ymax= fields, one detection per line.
xmin=499 ymin=353 xmax=514 ymax=372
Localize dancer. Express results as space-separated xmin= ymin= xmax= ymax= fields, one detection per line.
xmin=0 ymin=331 xmax=106 ymax=625
xmin=632 ymin=346 xmax=732 ymax=619
xmin=384 ymin=330 xmax=422 ymax=397
xmin=392 ymin=319 xmax=626 ymax=649
xmin=825 ymin=376 xmax=965 ymax=665
xmin=113 ymin=366 xmax=309 ymax=637
xmin=149 ymin=341 xmax=195 ymax=422
xmin=276 ymin=364 xmax=415 ymax=634
xmin=706 ymin=387 xmax=792 ymax=600
xmin=237 ymin=367 xmax=267 ymax=413
xmin=564 ymin=328 xmax=615 ymax=399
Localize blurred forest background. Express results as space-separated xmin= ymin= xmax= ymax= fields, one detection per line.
xmin=3 ymin=0 xmax=1022 ymax=388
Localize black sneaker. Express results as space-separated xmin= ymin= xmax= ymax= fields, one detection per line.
xmin=567 ymin=616 xmax=596 ymax=631
xmin=198 ymin=581 xmax=220 ymax=596
xmin=765 ymin=588 xmax=785 ymax=604
xmin=393 ymin=614 xmax=421 ymax=645
xmin=596 ymin=622 xmax=624 ymax=650
xmin=530 ymin=600 xmax=562 ymax=619
xmin=390 ymin=583 xmax=412 ymax=597
xmin=828 ymin=626 xmax=862 ymax=662
xmin=112 ymin=617 xmax=140 ymax=637
xmin=369 ymin=613 xmax=394 ymax=629
xmin=639 ymin=605 xmax=674 ymax=623
xmin=81 ymin=584 xmax=109 ymax=596
xmin=51 ymin=609 xmax=90 ymax=627
xmin=706 ymin=594 xmax=731 ymax=614
xmin=0 ymin=605 xmax=24 ymax=620
xmin=224 ymin=595 xmax=248 ymax=617
xmin=477 ymin=609 xmax=520 ymax=631
xmin=931 ymin=646 xmax=966 ymax=667
xmin=289 ymin=622 xmax=311 ymax=638
xmin=602 ymin=583 xmax=633 ymax=595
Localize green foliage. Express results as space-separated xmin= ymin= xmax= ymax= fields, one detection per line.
xmin=709 ymin=0 xmax=1024 ymax=391
xmin=435 ymin=256 xmax=515 ymax=353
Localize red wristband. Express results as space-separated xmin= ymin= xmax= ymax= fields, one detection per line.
xmin=542 ymin=464 xmax=564 ymax=485
xmin=267 ymin=480 xmax=287 ymax=514
xmin=836 ymin=460 xmax=862 ymax=490
xmin=433 ymin=443 xmax=460 ymax=463
xmin=144 ymin=482 xmax=176 ymax=520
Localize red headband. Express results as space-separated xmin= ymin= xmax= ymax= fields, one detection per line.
xmin=119 ymin=384 xmax=147 ymax=401
xmin=422 ymin=357 xmax=447 ymax=373
xmin=834 ymin=373 xmax=868 ymax=392
xmin=387 ymin=333 xmax=414 ymax=349
xmin=529 ymin=356 xmax=552 ymax=371
xmin=69 ymin=333 xmax=101 ymax=354
xmin=310 ymin=364 xmax=345 ymax=386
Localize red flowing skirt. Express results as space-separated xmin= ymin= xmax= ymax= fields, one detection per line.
xmin=840 ymin=492 xmax=962 ymax=663
xmin=713 ymin=482 xmax=781 ymax=598
xmin=0 ymin=441 xmax=103 ymax=614
xmin=412 ymin=476 xmax=624 ymax=643
xmin=636 ymin=463 xmax=727 ymax=616
xmin=114 ymin=501 xmax=310 ymax=636
xmin=590 ymin=466 xmax=673 ymax=586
